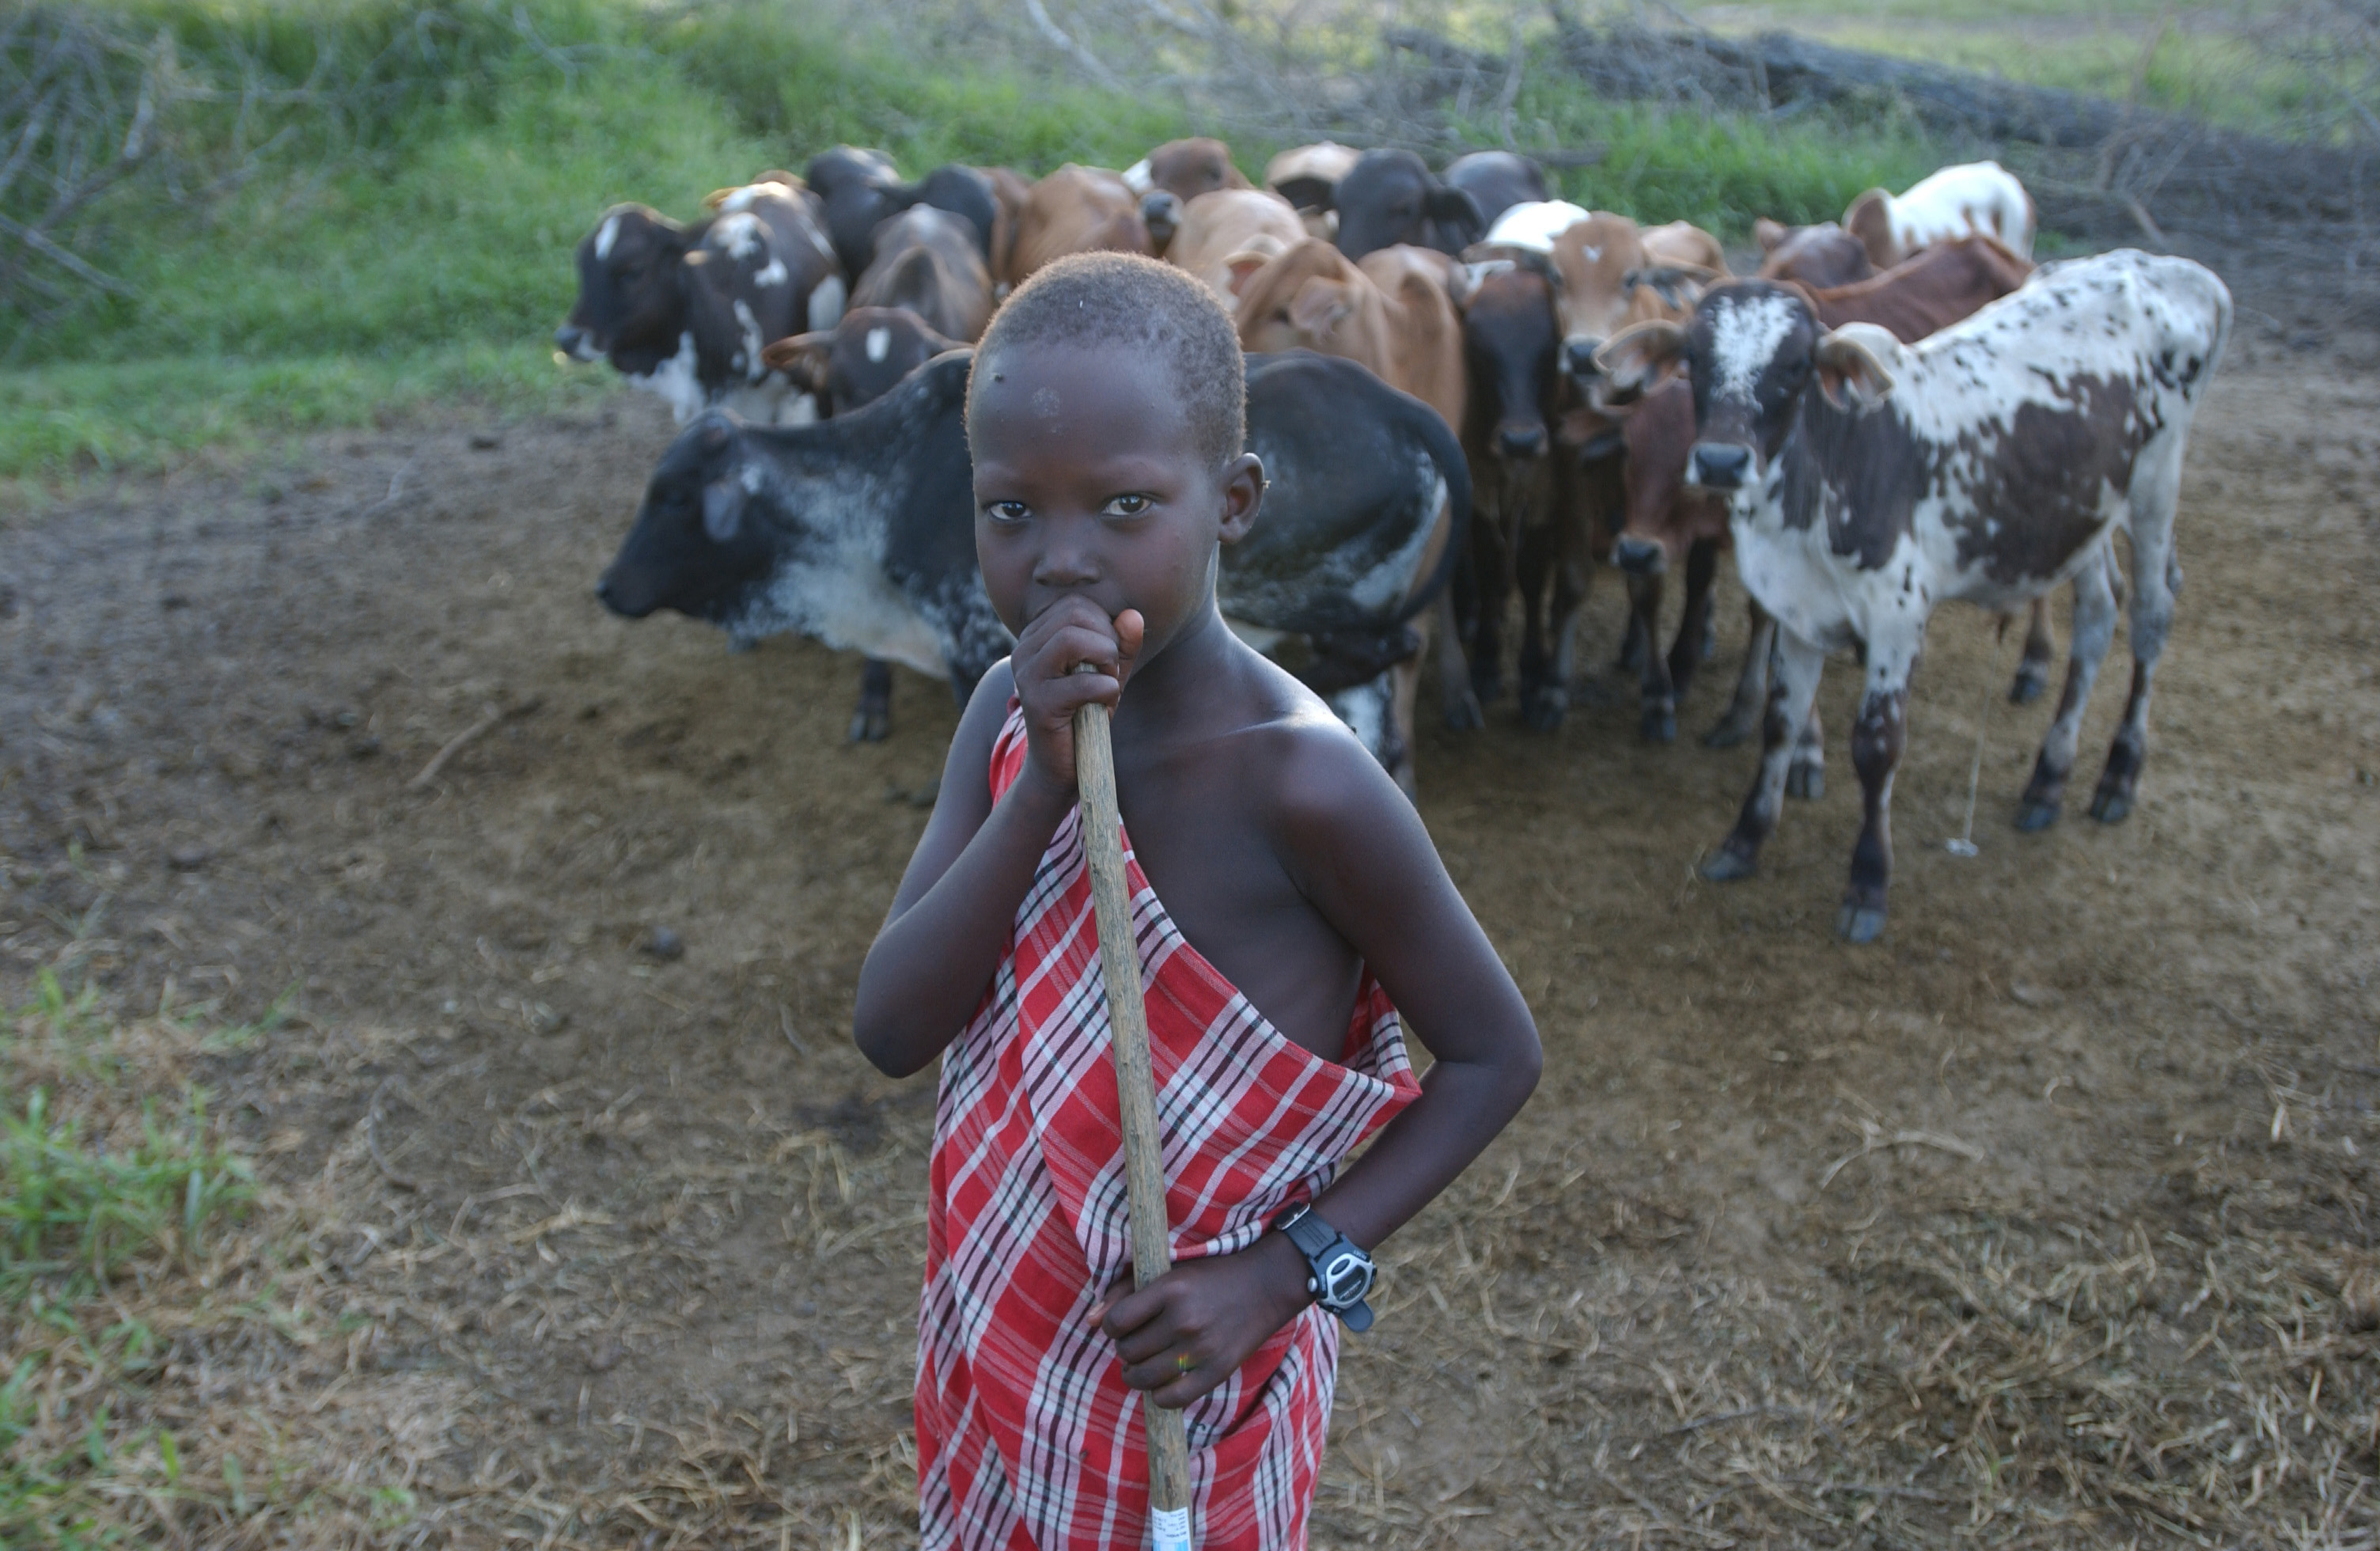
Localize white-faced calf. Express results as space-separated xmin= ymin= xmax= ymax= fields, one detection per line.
xmin=1598 ymin=250 xmax=2230 ymax=942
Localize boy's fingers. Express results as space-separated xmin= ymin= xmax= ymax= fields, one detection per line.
xmin=1098 ymin=1281 xmax=1169 ymax=1341
xmin=1112 ymin=609 xmax=1146 ymax=682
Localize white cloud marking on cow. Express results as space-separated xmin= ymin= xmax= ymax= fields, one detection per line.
xmin=1483 ymin=200 xmax=1590 ymax=253
xmin=865 ymin=326 xmax=891 ymax=363
xmin=717 ymin=184 xmax=763 ymax=214
xmin=1122 ymin=159 xmax=1152 ymax=194
xmin=807 ymin=275 xmax=847 ymax=332
xmin=727 ymin=468 xmax=953 ymax=676
xmin=714 ymin=211 xmax=763 ymax=260
xmin=733 ymin=299 xmax=766 ymax=381
xmin=1708 ymin=292 xmax=1799 ymax=403
xmin=754 ymin=256 xmax=788 ymax=287
xmin=628 ymin=332 xmax=706 ymax=423
xmin=594 ymin=214 xmax=620 ymax=260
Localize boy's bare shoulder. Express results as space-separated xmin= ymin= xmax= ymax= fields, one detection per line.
xmin=1211 ymin=650 xmax=1411 ymax=836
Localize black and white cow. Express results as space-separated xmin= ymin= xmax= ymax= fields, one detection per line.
xmin=1597 ymin=250 xmax=2230 ymax=941
xmin=555 ymin=181 xmax=845 ymax=424
xmin=597 ymin=349 xmax=1469 ymax=792
xmin=804 ymin=146 xmax=1002 ymax=278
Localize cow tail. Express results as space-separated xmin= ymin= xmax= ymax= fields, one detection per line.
xmin=1392 ymin=394 xmax=1472 ymax=628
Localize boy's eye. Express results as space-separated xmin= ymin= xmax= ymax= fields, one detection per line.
xmin=983 ymin=501 xmax=1029 ymax=524
xmin=1103 ymin=494 xmax=1154 ymax=518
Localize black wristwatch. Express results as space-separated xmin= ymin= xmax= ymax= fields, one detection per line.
xmin=1275 ymin=1204 xmax=1378 ymax=1333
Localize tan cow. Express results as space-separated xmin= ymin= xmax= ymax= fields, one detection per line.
xmin=1003 ymin=165 xmax=1151 ymax=287
xmin=1234 ymin=238 xmax=1466 ymax=434
xmin=1164 ymin=188 xmax=1307 ymax=307
xmin=1548 ymin=212 xmax=1726 ymax=399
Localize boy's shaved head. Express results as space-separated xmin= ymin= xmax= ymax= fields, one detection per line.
xmin=968 ymin=252 xmax=1245 ymax=470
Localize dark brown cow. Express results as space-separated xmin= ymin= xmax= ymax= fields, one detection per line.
xmin=850 ymin=206 xmax=995 ymax=343
xmin=1753 ymin=219 xmax=1874 ymax=290
xmin=1454 ymin=252 xmax=1612 ymax=731
xmin=1610 ymin=235 xmax=2038 ymax=752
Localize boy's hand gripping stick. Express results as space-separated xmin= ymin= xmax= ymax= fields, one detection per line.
xmin=1074 ymin=700 xmax=1196 ymax=1551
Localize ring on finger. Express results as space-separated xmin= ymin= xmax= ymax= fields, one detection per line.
xmin=1174 ymin=1352 xmax=1196 ymax=1374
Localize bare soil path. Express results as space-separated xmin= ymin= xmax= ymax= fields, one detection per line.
xmin=3 ymin=328 xmax=2377 ymax=1545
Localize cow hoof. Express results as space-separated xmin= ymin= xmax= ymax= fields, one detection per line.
xmin=1523 ymin=689 xmax=1568 ymax=734
xmin=1443 ymin=691 xmax=1486 ymax=732
xmin=2008 ymin=662 xmax=2050 ymax=704
xmin=1785 ymin=764 xmax=1824 ymax=802
xmin=1703 ymin=715 xmax=1757 ymax=749
xmin=1640 ymin=707 xmax=1677 ymax=744
xmin=2090 ymin=790 xmax=2132 ymax=825
xmin=1836 ymin=904 xmax=1889 ymax=943
xmin=2014 ymin=800 xmax=2061 ymax=832
xmin=848 ymin=709 xmax=890 ymax=743
xmin=1700 ymin=846 xmax=1758 ymax=883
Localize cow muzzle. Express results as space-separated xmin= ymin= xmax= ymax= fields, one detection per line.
xmin=1560 ymin=336 xmax=1603 ymax=382
xmin=1496 ymin=423 xmax=1547 ymax=461
xmin=1613 ymin=535 xmax=1667 ymax=577
xmin=555 ymin=324 xmax=604 ymax=363
xmin=1685 ymin=441 xmax=1753 ymax=492
xmin=595 ymin=568 xmax=659 ymax=619
xmin=1140 ymin=191 xmax=1182 ymax=250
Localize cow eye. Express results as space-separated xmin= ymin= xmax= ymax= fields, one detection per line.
xmin=1102 ymin=494 xmax=1154 ymax=518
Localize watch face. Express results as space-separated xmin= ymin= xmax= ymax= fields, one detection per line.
xmin=1319 ymin=1248 xmax=1374 ymax=1308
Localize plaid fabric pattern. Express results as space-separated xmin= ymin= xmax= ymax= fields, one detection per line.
xmin=917 ymin=703 xmax=1421 ymax=1550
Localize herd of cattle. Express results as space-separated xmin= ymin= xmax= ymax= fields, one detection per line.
xmin=559 ymin=139 xmax=2230 ymax=941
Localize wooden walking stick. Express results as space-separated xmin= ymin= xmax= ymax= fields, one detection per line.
xmin=1074 ymin=697 xmax=1196 ymax=1551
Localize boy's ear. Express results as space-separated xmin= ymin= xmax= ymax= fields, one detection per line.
xmin=1217 ymin=453 xmax=1264 ymax=546
xmin=1288 ymin=277 xmax=1351 ymax=341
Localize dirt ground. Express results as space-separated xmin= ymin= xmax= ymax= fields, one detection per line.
xmin=5 ymin=301 xmax=2379 ymax=1546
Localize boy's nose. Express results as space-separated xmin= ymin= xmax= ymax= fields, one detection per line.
xmin=1033 ymin=544 xmax=1101 ymax=588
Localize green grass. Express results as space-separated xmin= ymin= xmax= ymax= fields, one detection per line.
xmin=0 ymin=1087 xmax=252 ymax=1291
xmin=2 ymin=0 xmax=1976 ymax=481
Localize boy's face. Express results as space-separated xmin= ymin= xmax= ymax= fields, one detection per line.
xmin=969 ymin=343 xmax=1260 ymax=663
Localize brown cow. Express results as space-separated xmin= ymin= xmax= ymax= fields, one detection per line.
xmin=1234 ymin=238 xmax=1466 ymax=434
xmin=1753 ymin=219 xmax=1874 ymax=289
xmin=850 ymin=206 xmax=994 ymax=343
xmin=1162 ymin=188 xmax=1306 ymax=307
xmin=1454 ymin=251 xmax=1605 ymax=730
xmin=1130 ymin=138 xmax=1253 ymax=256
xmin=1549 ymin=213 xmax=1725 ymax=400
xmin=1609 ymin=234 xmax=2041 ymax=757
xmin=1003 ymin=165 xmax=1151 ymax=287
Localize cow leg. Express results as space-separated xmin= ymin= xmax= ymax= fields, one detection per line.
xmin=1469 ymin=510 xmax=1513 ymax=707
xmin=1627 ymin=570 xmax=1676 ymax=742
xmin=2009 ymin=596 xmax=2056 ymax=703
xmin=1701 ymin=629 xmax=1826 ymax=883
xmin=850 ymin=658 xmax=893 ymax=742
xmin=1435 ymin=588 xmax=1483 ymax=731
xmin=1705 ymin=599 xmax=1772 ymax=748
xmin=1536 ymin=514 xmax=1594 ymax=732
xmin=2094 ymin=462 xmax=2184 ymax=823
xmin=2016 ymin=546 xmax=2120 ymax=830
xmin=1786 ymin=701 xmax=1826 ymax=801
xmin=1389 ymin=635 xmax=1426 ymax=800
xmin=1614 ymin=609 xmax=1647 ymax=673
xmin=1514 ymin=518 xmax=1565 ymax=731
xmin=1666 ymin=538 xmax=1719 ymax=703
xmin=1838 ymin=675 xmax=1909 ymax=944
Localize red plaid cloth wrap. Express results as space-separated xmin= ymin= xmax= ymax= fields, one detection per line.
xmin=916 ymin=703 xmax=1421 ymax=1549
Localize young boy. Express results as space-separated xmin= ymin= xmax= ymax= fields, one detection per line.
xmin=853 ymin=252 xmax=1541 ymax=1549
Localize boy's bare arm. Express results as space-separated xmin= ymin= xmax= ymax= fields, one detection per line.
xmin=852 ymin=601 xmax=1143 ymax=1077
xmin=1101 ymin=719 xmax=1541 ymax=1406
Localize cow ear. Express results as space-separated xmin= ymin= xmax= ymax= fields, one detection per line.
xmin=1753 ymin=218 xmax=1787 ymax=253
xmin=762 ymin=332 xmax=831 ymax=390
xmin=1287 ymin=278 xmax=1350 ymax=340
xmin=1594 ymin=320 xmax=1688 ymax=394
xmin=1624 ymin=262 xmax=1717 ymax=312
xmin=702 ymin=478 xmax=748 ymax=544
xmin=1222 ymin=251 xmax=1274 ymax=298
xmin=1426 ymin=184 xmax=1486 ymax=238
xmin=1813 ymin=327 xmax=1897 ymax=412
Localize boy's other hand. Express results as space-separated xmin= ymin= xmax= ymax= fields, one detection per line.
xmin=1013 ymin=599 xmax=1144 ymax=799
xmin=1093 ymin=1231 xmax=1312 ymax=1409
